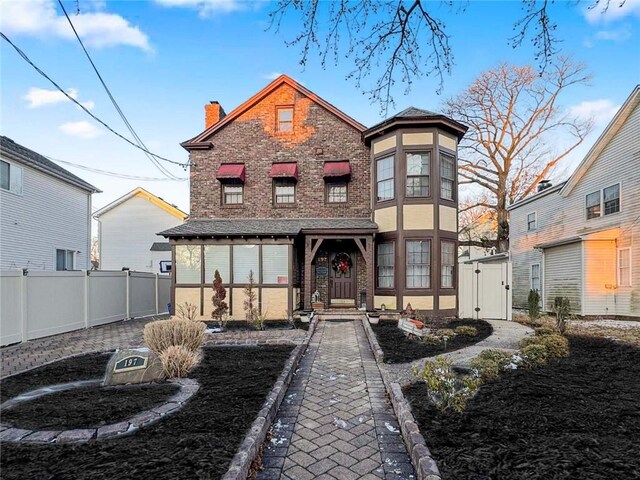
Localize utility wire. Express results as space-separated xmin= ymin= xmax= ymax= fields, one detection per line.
xmin=57 ymin=0 xmax=182 ymax=180
xmin=46 ymin=155 xmax=187 ymax=181
xmin=0 ymin=31 xmax=189 ymax=169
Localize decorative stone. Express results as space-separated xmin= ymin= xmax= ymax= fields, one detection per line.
xmin=22 ymin=430 xmax=61 ymax=443
xmin=0 ymin=428 xmax=32 ymax=441
xmin=152 ymin=402 xmax=180 ymax=416
xmin=56 ymin=429 xmax=96 ymax=443
xmin=128 ymin=410 xmax=160 ymax=427
xmin=103 ymin=348 xmax=165 ymax=386
xmin=97 ymin=422 xmax=130 ymax=439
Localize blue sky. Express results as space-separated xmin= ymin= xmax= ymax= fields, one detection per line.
xmin=1 ymin=0 xmax=639 ymax=220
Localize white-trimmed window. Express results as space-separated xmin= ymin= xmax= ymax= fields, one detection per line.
xmin=531 ymin=263 xmax=541 ymax=292
xmin=618 ymin=248 xmax=631 ymax=287
xmin=527 ymin=212 xmax=537 ymax=231
xmin=376 ymin=242 xmax=394 ymax=288
xmin=56 ymin=249 xmax=75 ymax=271
xmin=0 ymin=160 xmax=23 ymax=195
xmin=586 ymin=183 xmax=620 ymax=219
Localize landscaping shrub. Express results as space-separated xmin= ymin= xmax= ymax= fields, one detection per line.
xmin=528 ymin=289 xmax=541 ymax=320
xmin=175 ymin=302 xmax=198 ymax=322
xmin=454 ymin=325 xmax=478 ymax=336
xmin=252 ymin=309 xmax=267 ymax=331
xmin=470 ymin=349 xmax=513 ymax=381
xmin=211 ymin=269 xmax=228 ymax=327
xmin=144 ymin=319 xmax=205 ymax=355
xmin=422 ymin=334 xmax=442 ymax=345
xmin=243 ymin=270 xmax=258 ymax=324
xmin=521 ymin=343 xmax=549 ymax=367
xmin=413 ymin=356 xmax=481 ymax=413
xmin=552 ymin=296 xmax=571 ymax=335
xmin=522 ymin=333 xmax=569 ymax=359
xmin=436 ymin=328 xmax=456 ymax=338
xmin=159 ymin=345 xmax=202 ymax=378
xmin=534 ymin=325 xmax=558 ymax=337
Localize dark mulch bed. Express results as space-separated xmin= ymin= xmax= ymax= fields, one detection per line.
xmin=205 ymin=319 xmax=309 ymax=331
xmin=1 ymin=345 xmax=294 ymax=480
xmin=2 ymin=383 xmax=179 ymax=430
xmin=405 ymin=335 xmax=640 ymax=480
xmin=372 ymin=319 xmax=492 ymax=363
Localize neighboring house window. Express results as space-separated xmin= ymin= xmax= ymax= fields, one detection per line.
xmin=274 ymin=180 xmax=296 ymax=204
xmin=327 ymin=182 xmax=348 ymax=203
xmin=376 ymin=156 xmax=394 ymax=201
xmin=440 ymin=153 xmax=455 ymax=200
xmin=527 ymin=212 xmax=537 ymax=231
xmin=406 ymin=240 xmax=430 ymax=288
xmin=586 ymin=184 xmax=621 ymax=219
xmin=277 ymin=106 xmax=293 ymax=132
xmin=531 ymin=264 xmax=541 ymax=292
xmin=441 ymin=240 xmax=455 ymax=288
xmin=376 ymin=242 xmax=394 ymax=288
xmin=406 ymin=152 xmax=430 ymax=197
xmin=56 ymin=249 xmax=75 ymax=271
xmin=618 ymin=248 xmax=631 ymax=287
xmin=603 ymin=184 xmax=620 ymax=215
xmin=0 ymin=160 xmax=23 ymax=195
xmin=223 ymin=184 xmax=243 ymax=205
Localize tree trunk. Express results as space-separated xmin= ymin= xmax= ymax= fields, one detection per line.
xmin=496 ymin=187 xmax=509 ymax=253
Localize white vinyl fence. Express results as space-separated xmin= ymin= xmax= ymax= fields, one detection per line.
xmin=459 ymin=261 xmax=513 ymax=321
xmin=0 ymin=270 xmax=171 ymax=346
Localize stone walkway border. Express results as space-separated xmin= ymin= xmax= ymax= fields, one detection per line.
xmin=222 ymin=316 xmax=319 ymax=480
xmin=0 ymin=378 xmax=199 ymax=444
xmin=361 ymin=319 xmax=441 ymax=480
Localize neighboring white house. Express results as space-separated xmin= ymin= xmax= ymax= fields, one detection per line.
xmin=0 ymin=136 xmax=100 ymax=271
xmin=94 ymin=187 xmax=187 ymax=273
xmin=509 ymin=85 xmax=640 ymax=318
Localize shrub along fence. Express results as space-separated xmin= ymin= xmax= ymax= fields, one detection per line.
xmin=0 ymin=270 xmax=171 ymax=346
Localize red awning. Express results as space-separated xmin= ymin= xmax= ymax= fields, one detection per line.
xmin=216 ymin=163 xmax=245 ymax=182
xmin=269 ymin=162 xmax=298 ymax=179
xmin=323 ymin=161 xmax=351 ymax=178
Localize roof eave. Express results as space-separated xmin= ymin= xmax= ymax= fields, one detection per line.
xmin=363 ymin=116 xmax=468 ymax=145
xmin=507 ymin=182 xmax=566 ymax=211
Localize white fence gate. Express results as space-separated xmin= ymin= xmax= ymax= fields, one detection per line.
xmin=0 ymin=270 xmax=171 ymax=346
xmin=459 ymin=261 xmax=512 ymax=321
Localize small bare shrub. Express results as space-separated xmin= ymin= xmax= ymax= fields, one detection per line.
xmin=159 ymin=345 xmax=201 ymax=378
xmin=175 ymin=302 xmax=198 ymax=322
xmin=470 ymin=349 xmax=513 ymax=381
xmin=552 ymin=296 xmax=571 ymax=335
xmin=454 ymin=325 xmax=478 ymax=336
xmin=144 ymin=319 xmax=205 ymax=355
xmin=252 ymin=309 xmax=268 ymax=331
xmin=244 ymin=270 xmax=258 ymax=324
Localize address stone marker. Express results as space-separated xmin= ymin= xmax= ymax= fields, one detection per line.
xmin=103 ymin=348 xmax=165 ymax=386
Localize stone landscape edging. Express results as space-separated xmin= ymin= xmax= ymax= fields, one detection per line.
xmin=0 ymin=378 xmax=200 ymax=444
xmin=361 ymin=318 xmax=442 ymax=480
xmin=221 ymin=316 xmax=318 ymax=480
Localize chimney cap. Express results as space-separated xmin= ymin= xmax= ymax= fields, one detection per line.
xmin=210 ymin=100 xmax=219 ymax=105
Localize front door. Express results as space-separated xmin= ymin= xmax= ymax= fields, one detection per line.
xmin=330 ymin=252 xmax=355 ymax=304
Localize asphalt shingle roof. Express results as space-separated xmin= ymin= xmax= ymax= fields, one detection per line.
xmin=150 ymin=242 xmax=171 ymax=251
xmin=393 ymin=106 xmax=440 ymax=118
xmin=0 ymin=136 xmax=100 ymax=193
xmin=159 ymin=218 xmax=378 ymax=237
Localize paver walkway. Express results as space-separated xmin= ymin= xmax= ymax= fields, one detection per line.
xmin=258 ymin=320 xmax=415 ymax=480
xmin=0 ymin=318 xmax=155 ymax=379
xmin=383 ymin=319 xmax=534 ymax=385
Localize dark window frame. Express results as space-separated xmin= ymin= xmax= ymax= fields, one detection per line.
xmin=221 ymin=182 xmax=244 ymax=206
xmin=405 ymin=151 xmax=431 ymax=198
xmin=440 ymin=151 xmax=456 ymax=201
xmin=376 ymin=155 xmax=395 ymax=202
xmin=376 ymin=241 xmax=395 ymax=289
xmin=527 ymin=212 xmax=537 ymax=231
xmin=325 ymin=181 xmax=348 ymax=204
xmin=405 ymin=239 xmax=431 ymax=289
xmin=273 ymin=178 xmax=297 ymax=206
xmin=440 ymin=240 xmax=456 ymax=289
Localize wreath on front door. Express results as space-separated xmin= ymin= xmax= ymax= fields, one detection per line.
xmin=332 ymin=252 xmax=352 ymax=275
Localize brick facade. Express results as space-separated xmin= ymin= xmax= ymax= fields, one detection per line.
xmin=190 ymin=83 xmax=371 ymax=220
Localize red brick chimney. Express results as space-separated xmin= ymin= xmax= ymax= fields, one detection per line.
xmin=205 ymin=101 xmax=226 ymax=129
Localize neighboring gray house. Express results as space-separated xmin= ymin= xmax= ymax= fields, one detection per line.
xmin=0 ymin=136 xmax=100 ymax=271
xmin=94 ymin=187 xmax=187 ymax=273
xmin=509 ymin=86 xmax=639 ymax=318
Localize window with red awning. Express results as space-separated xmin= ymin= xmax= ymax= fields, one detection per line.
xmin=269 ymin=162 xmax=298 ymax=180
xmin=216 ymin=163 xmax=246 ymax=183
xmin=323 ymin=161 xmax=351 ymax=178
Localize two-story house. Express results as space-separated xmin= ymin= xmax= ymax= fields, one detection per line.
xmin=509 ymin=85 xmax=639 ymax=318
xmin=160 ymin=75 xmax=466 ymax=319
xmin=94 ymin=187 xmax=187 ymax=272
xmin=0 ymin=136 xmax=100 ymax=271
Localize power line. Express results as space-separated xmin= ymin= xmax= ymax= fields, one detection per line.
xmin=57 ymin=0 xmax=182 ymax=180
xmin=46 ymin=155 xmax=187 ymax=181
xmin=0 ymin=31 xmax=189 ymax=169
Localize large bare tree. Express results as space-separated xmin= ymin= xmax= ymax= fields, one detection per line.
xmin=269 ymin=0 xmax=622 ymax=113
xmin=444 ymin=58 xmax=593 ymax=252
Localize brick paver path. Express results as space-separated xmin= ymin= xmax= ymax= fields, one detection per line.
xmin=259 ymin=320 xmax=415 ymax=480
xmin=0 ymin=318 xmax=155 ymax=379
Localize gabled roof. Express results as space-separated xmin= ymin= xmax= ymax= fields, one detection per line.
xmin=0 ymin=136 xmax=100 ymax=193
xmin=561 ymin=85 xmax=640 ymax=197
xmin=93 ymin=187 xmax=188 ymax=220
xmin=363 ymin=106 xmax=468 ymax=144
xmin=182 ymin=75 xmax=367 ymax=150
xmin=507 ymin=181 xmax=567 ymax=211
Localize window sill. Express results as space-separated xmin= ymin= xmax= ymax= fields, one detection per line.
xmin=273 ymin=203 xmax=297 ymax=209
xmin=222 ymin=204 xmax=244 ymax=209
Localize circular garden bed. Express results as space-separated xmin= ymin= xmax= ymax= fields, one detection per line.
xmin=372 ymin=319 xmax=493 ymax=363
xmin=405 ymin=335 xmax=640 ymax=479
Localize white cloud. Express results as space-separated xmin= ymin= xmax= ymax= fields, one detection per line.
xmin=59 ymin=121 xmax=103 ymax=139
xmin=0 ymin=0 xmax=152 ymax=51
xmin=584 ymin=0 xmax=640 ymax=23
xmin=153 ymin=0 xmax=248 ymax=16
xmin=594 ymin=25 xmax=632 ymax=41
xmin=262 ymin=72 xmax=283 ymax=80
xmin=23 ymin=87 xmax=95 ymax=110
xmin=569 ymin=99 xmax=621 ymax=126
